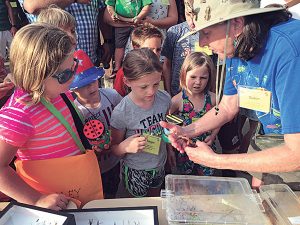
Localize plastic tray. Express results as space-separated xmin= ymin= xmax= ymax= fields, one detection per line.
xmin=161 ymin=175 xmax=268 ymax=224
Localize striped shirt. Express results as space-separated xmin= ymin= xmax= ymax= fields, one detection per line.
xmin=0 ymin=89 xmax=81 ymax=160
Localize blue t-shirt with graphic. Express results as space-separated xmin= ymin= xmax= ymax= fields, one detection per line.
xmin=224 ymin=19 xmax=300 ymax=134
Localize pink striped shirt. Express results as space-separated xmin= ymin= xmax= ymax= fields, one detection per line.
xmin=0 ymin=89 xmax=82 ymax=160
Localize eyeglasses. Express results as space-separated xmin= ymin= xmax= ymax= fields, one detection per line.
xmin=52 ymin=58 xmax=79 ymax=84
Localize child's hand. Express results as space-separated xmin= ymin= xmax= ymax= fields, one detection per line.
xmin=122 ymin=134 xmax=146 ymax=154
xmin=35 ymin=194 xmax=69 ymax=211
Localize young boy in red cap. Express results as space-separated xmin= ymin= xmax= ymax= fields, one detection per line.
xmin=70 ymin=49 xmax=122 ymax=199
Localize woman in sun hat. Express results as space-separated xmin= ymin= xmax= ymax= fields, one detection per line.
xmin=160 ymin=0 xmax=300 ymax=189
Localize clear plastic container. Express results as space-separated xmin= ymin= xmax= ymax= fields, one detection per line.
xmin=161 ymin=175 xmax=268 ymax=225
xmin=259 ymin=184 xmax=300 ymax=225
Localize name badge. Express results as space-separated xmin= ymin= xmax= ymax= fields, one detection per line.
xmin=161 ymin=0 xmax=170 ymax=5
xmin=238 ymin=86 xmax=271 ymax=113
xmin=194 ymin=42 xmax=213 ymax=55
xmin=143 ymin=134 xmax=161 ymax=155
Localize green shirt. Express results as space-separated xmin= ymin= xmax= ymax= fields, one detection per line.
xmin=0 ymin=0 xmax=11 ymax=31
xmin=105 ymin=0 xmax=152 ymax=18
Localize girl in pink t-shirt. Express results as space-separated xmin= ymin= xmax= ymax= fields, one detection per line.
xmin=0 ymin=23 xmax=103 ymax=210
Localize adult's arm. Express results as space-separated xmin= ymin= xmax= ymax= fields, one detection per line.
xmin=144 ymin=0 xmax=178 ymax=29
xmin=0 ymin=141 xmax=69 ymax=210
xmin=186 ymin=133 xmax=300 ymax=172
xmin=161 ymin=94 xmax=238 ymax=151
xmin=5 ymin=0 xmax=17 ymax=36
xmin=23 ymin=0 xmax=90 ymax=14
xmin=184 ymin=94 xmax=239 ymax=137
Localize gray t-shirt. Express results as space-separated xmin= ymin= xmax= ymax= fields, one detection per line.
xmin=110 ymin=90 xmax=171 ymax=170
xmin=161 ymin=22 xmax=199 ymax=96
xmin=74 ymin=88 xmax=122 ymax=173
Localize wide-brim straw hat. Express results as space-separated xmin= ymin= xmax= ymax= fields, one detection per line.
xmin=180 ymin=0 xmax=284 ymax=40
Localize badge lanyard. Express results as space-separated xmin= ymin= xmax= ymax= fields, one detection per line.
xmin=40 ymin=97 xmax=86 ymax=153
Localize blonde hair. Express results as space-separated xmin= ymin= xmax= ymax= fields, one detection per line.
xmin=37 ymin=4 xmax=76 ymax=29
xmin=179 ymin=52 xmax=215 ymax=92
xmin=10 ymin=23 xmax=73 ymax=105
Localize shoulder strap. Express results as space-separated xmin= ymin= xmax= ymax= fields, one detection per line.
xmin=205 ymin=91 xmax=212 ymax=105
xmin=182 ymin=89 xmax=188 ymax=99
xmin=40 ymin=96 xmax=86 ymax=153
xmin=60 ymin=93 xmax=92 ymax=150
xmin=99 ymin=89 xmax=113 ymax=106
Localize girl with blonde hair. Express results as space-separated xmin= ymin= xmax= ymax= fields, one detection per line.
xmin=168 ymin=52 xmax=219 ymax=176
xmin=0 ymin=23 xmax=103 ymax=210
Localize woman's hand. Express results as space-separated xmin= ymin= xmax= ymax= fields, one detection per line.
xmin=122 ymin=134 xmax=146 ymax=154
xmin=35 ymin=194 xmax=69 ymax=211
xmin=184 ymin=141 xmax=218 ymax=168
xmin=160 ymin=121 xmax=188 ymax=152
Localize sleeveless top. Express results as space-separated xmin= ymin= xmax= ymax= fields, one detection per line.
xmin=176 ymin=90 xmax=217 ymax=176
xmin=179 ymin=90 xmax=216 ymax=144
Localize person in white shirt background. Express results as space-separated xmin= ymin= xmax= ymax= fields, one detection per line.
xmin=261 ymin=0 xmax=300 ymax=19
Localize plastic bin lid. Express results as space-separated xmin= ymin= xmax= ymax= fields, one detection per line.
xmin=161 ymin=175 xmax=268 ymax=224
xmin=259 ymin=184 xmax=300 ymax=225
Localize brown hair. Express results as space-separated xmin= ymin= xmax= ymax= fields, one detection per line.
xmin=131 ymin=23 xmax=163 ymax=48
xmin=123 ymin=48 xmax=162 ymax=80
xmin=235 ymin=8 xmax=291 ymax=61
xmin=179 ymin=52 xmax=215 ymax=92
xmin=10 ymin=23 xmax=73 ymax=104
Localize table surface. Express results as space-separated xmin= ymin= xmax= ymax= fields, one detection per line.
xmin=1 ymin=193 xmax=299 ymax=225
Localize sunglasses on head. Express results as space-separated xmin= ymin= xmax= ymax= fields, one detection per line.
xmin=52 ymin=58 xmax=79 ymax=84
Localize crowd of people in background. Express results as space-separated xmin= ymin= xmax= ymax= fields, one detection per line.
xmin=0 ymin=0 xmax=299 ymax=210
